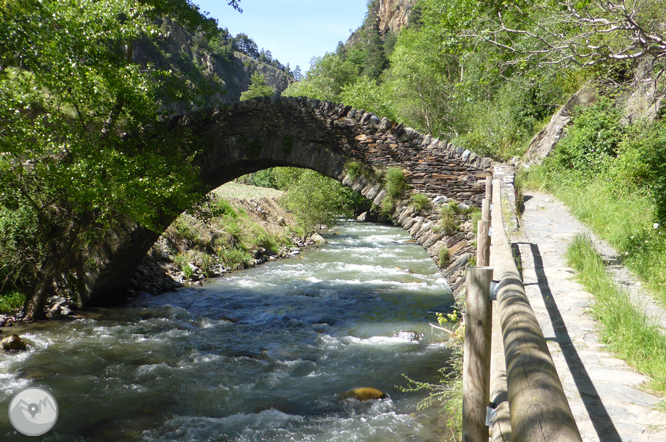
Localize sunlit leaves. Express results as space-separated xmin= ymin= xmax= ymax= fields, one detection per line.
xmin=0 ymin=0 xmax=210 ymax=297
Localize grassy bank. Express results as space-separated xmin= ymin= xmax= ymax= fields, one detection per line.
xmin=153 ymin=186 xmax=298 ymax=283
xmin=566 ymin=235 xmax=666 ymax=393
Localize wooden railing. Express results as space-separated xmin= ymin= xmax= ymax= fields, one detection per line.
xmin=462 ymin=177 xmax=582 ymax=442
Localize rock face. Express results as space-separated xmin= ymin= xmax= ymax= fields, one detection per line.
xmin=346 ymin=0 xmax=417 ymax=47
xmin=377 ymin=0 xmax=417 ymax=34
xmin=524 ymin=85 xmax=597 ymax=165
xmin=340 ymin=387 xmax=386 ymax=401
xmin=132 ymin=19 xmax=292 ymax=109
xmin=621 ymin=61 xmax=666 ymax=125
xmin=2 ymin=334 xmax=27 ymax=352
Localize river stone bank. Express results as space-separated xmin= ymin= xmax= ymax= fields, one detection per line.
xmin=127 ymin=193 xmax=321 ymax=297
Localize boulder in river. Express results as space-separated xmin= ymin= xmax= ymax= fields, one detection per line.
xmin=340 ymin=387 xmax=386 ymax=401
xmin=2 ymin=334 xmax=27 ymax=352
xmin=310 ymin=233 xmax=326 ymax=244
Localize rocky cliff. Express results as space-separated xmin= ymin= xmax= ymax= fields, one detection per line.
xmin=133 ymin=19 xmax=292 ymax=111
xmin=346 ymin=0 xmax=417 ymax=46
xmin=377 ymin=0 xmax=416 ymax=34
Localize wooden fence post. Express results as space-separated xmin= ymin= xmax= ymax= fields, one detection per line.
xmin=486 ymin=176 xmax=493 ymax=201
xmin=482 ymin=198 xmax=490 ymax=223
xmin=477 ymin=219 xmax=491 ymax=267
xmin=463 ymin=266 xmax=493 ymax=442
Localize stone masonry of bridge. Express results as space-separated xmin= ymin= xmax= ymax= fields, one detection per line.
xmin=79 ymin=96 xmax=493 ymax=306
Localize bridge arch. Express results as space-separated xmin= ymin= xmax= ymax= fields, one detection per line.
xmin=81 ymin=97 xmax=493 ymax=306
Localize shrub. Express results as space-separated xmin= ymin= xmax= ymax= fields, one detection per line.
xmin=440 ymin=203 xmax=460 ymax=235
xmin=439 ymin=247 xmax=451 ymax=268
xmin=345 ymin=161 xmax=364 ymax=181
xmin=552 ymin=97 xmax=624 ymax=174
xmin=411 ymin=193 xmax=431 ymax=212
xmin=0 ymin=291 xmax=26 ymax=313
xmin=384 ymin=167 xmax=408 ymax=201
xmin=220 ymin=248 xmax=253 ymax=270
xmin=381 ymin=167 xmax=408 ymax=213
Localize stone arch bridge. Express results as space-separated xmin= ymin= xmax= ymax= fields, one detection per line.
xmin=81 ymin=96 xmax=494 ymax=306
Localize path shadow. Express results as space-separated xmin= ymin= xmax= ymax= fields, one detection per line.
xmin=520 ymin=242 xmax=623 ymax=442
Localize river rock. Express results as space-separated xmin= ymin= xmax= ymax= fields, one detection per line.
xmin=2 ymin=334 xmax=27 ymax=352
xmin=310 ymin=233 xmax=326 ymax=244
xmin=340 ymin=387 xmax=386 ymax=401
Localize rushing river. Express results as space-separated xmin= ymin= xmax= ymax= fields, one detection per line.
xmin=0 ymin=220 xmax=458 ymax=441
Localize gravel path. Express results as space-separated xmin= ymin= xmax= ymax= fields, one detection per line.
xmin=515 ymin=191 xmax=666 ymax=442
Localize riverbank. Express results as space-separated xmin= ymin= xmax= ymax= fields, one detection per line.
xmin=0 ymin=184 xmax=324 ymax=327
xmin=116 ymin=185 xmax=331 ymax=299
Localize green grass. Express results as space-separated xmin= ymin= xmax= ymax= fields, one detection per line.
xmin=162 ymin=195 xmax=292 ymax=277
xmin=213 ymin=183 xmax=284 ymax=200
xmin=566 ymin=234 xmax=666 ymax=393
xmin=522 ymin=166 xmax=666 ymax=306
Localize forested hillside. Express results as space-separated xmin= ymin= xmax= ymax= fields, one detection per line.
xmin=286 ymin=0 xmax=665 ymax=162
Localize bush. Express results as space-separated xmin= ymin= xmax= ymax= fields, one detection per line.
xmin=220 ymin=248 xmax=253 ymax=270
xmin=281 ymin=169 xmax=370 ymax=233
xmin=381 ymin=167 xmax=408 ymax=213
xmin=345 ymin=161 xmax=364 ymax=181
xmin=411 ymin=193 xmax=431 ymax=212
xmin=440 ymin=203 xmax=460 ymax=235
xmin=552 ymin=97 xmax=624 ymax=174
xmin=0 ymin=291 xmax=26 ymax=313
xmin=384 ymin=167 xmax=408 ymax=200
xmin=438 ymin=247 xmax=450 ymax=268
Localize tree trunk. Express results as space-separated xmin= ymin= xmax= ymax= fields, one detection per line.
xmin=24 ymin=261 xmax=57 ymax=321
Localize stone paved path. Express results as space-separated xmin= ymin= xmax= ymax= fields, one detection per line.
xmin=515 ymin=191 xmax=666 ymax=442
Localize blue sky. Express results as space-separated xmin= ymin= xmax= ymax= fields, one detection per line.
xmin=193 ymin=1 xmax=369 ymax=73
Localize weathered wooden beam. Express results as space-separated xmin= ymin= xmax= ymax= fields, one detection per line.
xmin=491 ymin=179 xmax=582 ymax=442
xmin=490 ymin=301 xmax=512 ymax=442
xmin=463 ymin=266 xmax=493 ymax=442
xmin=477 ymin=219 xmax=491 ymax=267
xmin=482 ymin=198 xmax=491 ymax=222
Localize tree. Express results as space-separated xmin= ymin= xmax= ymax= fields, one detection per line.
xmin=233 ymin=33 xmax=259 ymax=58
xmin=293 ymin=65 xmax=303 ymax=81
xmin=475 ymin=1 xmax=666 ymax=73
xmin=0 ymin=0 xmax=229 ymax=319
xmin=240 ymin=73 xmax=275 ymax=101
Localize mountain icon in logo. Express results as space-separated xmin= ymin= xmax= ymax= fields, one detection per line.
xmin=8 ymin=387 xmax=58 ymax=436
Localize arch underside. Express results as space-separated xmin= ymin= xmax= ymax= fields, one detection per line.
xmin=81 ymin=97 xmax=492 ymax=306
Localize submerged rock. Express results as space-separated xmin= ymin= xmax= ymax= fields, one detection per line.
xmin=340 ymin=387 xmax=386 ymax=401
xmin=2 ymin=334 xmax=27 ymax=352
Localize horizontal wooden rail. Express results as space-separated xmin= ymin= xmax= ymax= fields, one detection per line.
xmin=490 ymin=179 xmax=582 ymax=442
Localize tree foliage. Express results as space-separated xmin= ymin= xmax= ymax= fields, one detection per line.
xmin=240 ymin=73 xmax=275 ymax=101
xmin=476 ymin=1 xmax=666 ymax=74
xmin=0 ymin=0 xmax=235 ymax=317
